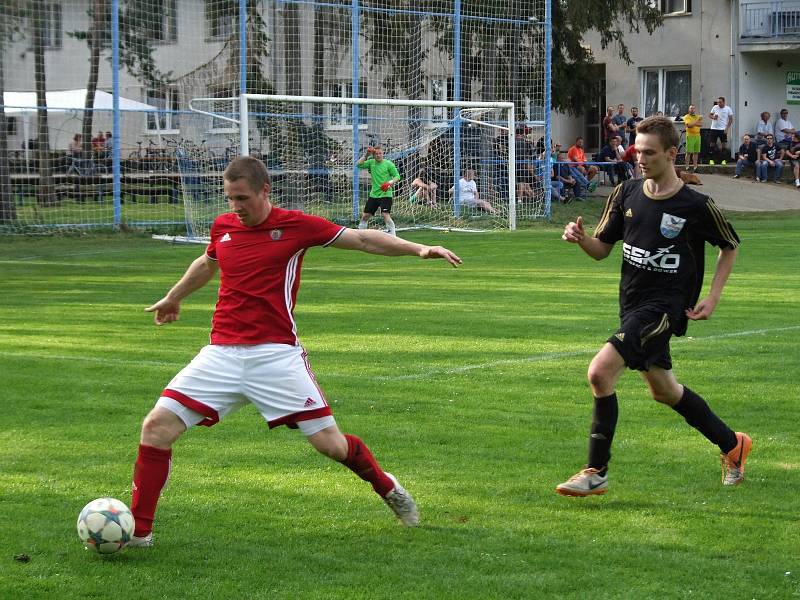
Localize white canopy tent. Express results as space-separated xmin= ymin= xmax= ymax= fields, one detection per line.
xmin=2 ymin=89 xmax=160 ymax=165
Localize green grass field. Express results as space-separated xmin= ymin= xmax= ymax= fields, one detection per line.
xmin=1 ymin=206 xmax=798 ymax=599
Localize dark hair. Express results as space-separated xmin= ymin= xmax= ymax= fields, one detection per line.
xmin=718 ymin=97 xmax=725 ymax=102
xmin=224 ymin=156 xmax=271 ymax=191
xmin=636 ymin=116 xmax=680 ymax=151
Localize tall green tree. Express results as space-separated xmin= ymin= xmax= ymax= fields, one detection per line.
xmin=69 ymin=0 xmax=171 ymax=154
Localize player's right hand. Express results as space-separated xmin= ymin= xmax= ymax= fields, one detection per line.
xmin=562 ymin=216 xmax=585 ymax=243
xmin=145 ymin=297 xmax=180 ymax=325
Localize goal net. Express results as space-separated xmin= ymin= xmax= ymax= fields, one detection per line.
xmin=177 ymin=94 xmax=531 ymax=240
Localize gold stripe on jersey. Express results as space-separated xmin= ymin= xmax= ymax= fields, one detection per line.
xmin=705 ymin=198 xmax=740 ymax=248
xmin=594 ymin=184 xmax=623 ymax=237
xmin=640 ymin=313 xmax=670 ymax=346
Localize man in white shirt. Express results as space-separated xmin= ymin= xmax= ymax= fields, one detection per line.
xmin=449 ymin=169 xmax=496 ymax=214
xmin=708 ymin=96 xmax=734 ymax=163
xmin=774 ymin=108 xmax=795 ymax=149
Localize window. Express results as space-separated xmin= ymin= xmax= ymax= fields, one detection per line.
xmin=428 ymin=77 xmax=454 ymax=125
xmin=43 ymin=2 xmax=62 ymax=49
xmin=207 ymin=11 xmax=235 ymax=39
xmin=651 ymin=0 xmax=691 ymax=15
xmin=150 ymin=0 xmax=177 ymax=43
xmin=324 ymin=80 xmax=368 ymax=128
xmin=146 ymin=88 xmax=180 ymax=132
xmin=641 ymin=68 xmax=691 ymax=118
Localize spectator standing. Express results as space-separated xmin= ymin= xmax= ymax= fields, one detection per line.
xmin=708 ymin=97 xmax=734 ymax=163
xmin=612 ymin=105 xmax=628 ymax=146
xmin=626 ymin=107 xmax=643 ymax=147
xmin=91 ymin=132 xmax=106 ymax=153
xmin=774 ymin=109 xmax=795 ymax=149
xmin=682 ymin=105 xmax=703 ymax=172
xmin=733 ymin=134 xmax=758 ymax=179
xmin=602 ymin=106 xmax=620 ymax=143
xmin=756 ymin=135 xmax=784 ymax=183
xmin=68 ymin=134 xmax=82 ymax=158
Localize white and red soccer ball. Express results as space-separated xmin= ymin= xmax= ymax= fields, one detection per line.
xmin=77 ymin=497 xmax=135 ymax=555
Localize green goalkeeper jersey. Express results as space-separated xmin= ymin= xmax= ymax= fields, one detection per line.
xmin=358 ymin=158 xmax=400 ymax=198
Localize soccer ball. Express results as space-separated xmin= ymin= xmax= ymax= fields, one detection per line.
xmin=77 ymin=497 xmax=135 ymax=554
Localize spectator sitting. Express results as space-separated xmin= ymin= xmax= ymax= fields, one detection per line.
xmin=449 ymin=169 xmax=496 ymax=214
xmin=775 ymin=108 xmax=796 ymax=149
xmin=409 ymin=169 xmax=438 ymax=208
xmin=755 ymin=134 xmax=784 ymax=183
xmin=783 ymin=132 xmax=800 ymax=188
xmin=555 ymin=150 xmax=585 ymax=200
xmin=68 ymin=134 xmax=83 ymax=158
xmin=91 ymin=132 xmax=106 ymax=153
xmin=566 ymin=136 xmax=599 ymax=192
xmin=733 ymin=134 xmax=758 ymax=180
xmin=597 ymin=136 xmax=630 ymax=186
xmin=755 ymin=111 xmax=773 ymax=146
xmin=621 ymin=143 xmax=641 ymax=179
xmin=612 ymin=104 xmax=628 ymax=146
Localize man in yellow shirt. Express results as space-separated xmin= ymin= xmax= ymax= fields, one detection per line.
xmin=683 ymin=105 xmax=703 ymax=172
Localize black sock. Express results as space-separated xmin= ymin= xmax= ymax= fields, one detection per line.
xmin=672 ymin=386 xmax=737 ymax=453
xmin=587 ymin=393 xmax=618 ymax=471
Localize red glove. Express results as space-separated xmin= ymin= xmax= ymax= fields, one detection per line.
xmin=366 ymin=146 xmax=375 ymax=155
xmin=380 ymin=181 xmax=392 ymax=192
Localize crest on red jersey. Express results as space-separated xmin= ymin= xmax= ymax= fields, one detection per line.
xmin=270 ymin=229 xmax=282 ymax=240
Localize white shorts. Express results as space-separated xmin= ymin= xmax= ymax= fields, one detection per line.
xmin=156 ymin=344 xmax=336 ymax=436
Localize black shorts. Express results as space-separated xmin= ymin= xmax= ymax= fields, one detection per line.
xmin=608 ymin=305 xmax=675 ymax=371
xmin=364 ymin=196 xmax=393 ymax=215
xmin=709 ymin=130 xmax=728 ymax=145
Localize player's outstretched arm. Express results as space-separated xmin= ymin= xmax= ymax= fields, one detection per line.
xmin=686 ymin=246 xmax=737 ymax=321
xmin=331 ymin=228 xmax=462 ymax=267
xmin=145 ymin=254 xmax=219 ymax=325
xmin=562 ymin=216 xmax=613 ymax=260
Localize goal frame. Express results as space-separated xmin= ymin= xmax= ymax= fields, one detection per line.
xmin=189 ymin=94 xmax=518 ymax=230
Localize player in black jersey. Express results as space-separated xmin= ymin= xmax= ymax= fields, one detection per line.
xmin=556 ymin=116 xmax=751 ymax=497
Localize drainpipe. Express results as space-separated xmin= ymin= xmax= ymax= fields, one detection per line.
xmin=731 ymin=0 xmax=739 ymax=146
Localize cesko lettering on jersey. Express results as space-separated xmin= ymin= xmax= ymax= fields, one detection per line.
xmin=622 ymin=242 xmax=680 ymax=272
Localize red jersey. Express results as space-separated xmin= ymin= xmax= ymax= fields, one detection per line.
xmin=206 ymin=207 xmax=345 ymax=346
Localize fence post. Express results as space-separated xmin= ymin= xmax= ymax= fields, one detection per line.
xmin=112 ymin=0 xmax=121 ymax=228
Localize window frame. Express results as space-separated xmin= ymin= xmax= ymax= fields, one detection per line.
xmin=324 ymin=79 xmax=368 ymax=130
xmin=640 ymin=67 xmax=692 ymax=118
xmin=42 ymin=2 xmax=63 ymax=50
xmin=145 ymin=87 xmax=181 ymax=134
xmin=427 ymin=77 xmax=455 ymax=127
xmin=206 ymin=9 xmax=236 ymax=40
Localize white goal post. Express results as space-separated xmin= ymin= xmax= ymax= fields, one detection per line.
xmin=170 ymin=94 xmax=536 ymax=242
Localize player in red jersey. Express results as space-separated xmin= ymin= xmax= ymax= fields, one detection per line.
xmin=128 ymin=156 xmax=461 ymax=545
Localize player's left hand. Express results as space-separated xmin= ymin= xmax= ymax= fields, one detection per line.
xmin=420 ymin=245 xmax=462 ymax=267
xmin=686 ymin=296 xmax=718 ymax=320
xmin=380 ymin=181 xmax=392 ymax=192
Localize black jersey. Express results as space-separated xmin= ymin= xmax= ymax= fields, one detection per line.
xmin=593 ymin=179 xmax=740 ymax=335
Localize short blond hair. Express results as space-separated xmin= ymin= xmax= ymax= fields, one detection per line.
xmin=223 ymin=156 xmax=271 ymax=192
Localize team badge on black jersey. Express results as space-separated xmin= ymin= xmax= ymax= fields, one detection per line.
xmin=659 ymin=213 xmax=686 ymax=239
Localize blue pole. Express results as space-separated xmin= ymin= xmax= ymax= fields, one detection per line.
xmin=544 ymin=0 xmax=552 ymax=218
xmin=239 ymin=0 xmax=248 ymax=155
xmin=111 ymin=0 xmax=121 ymax=228
xmin=453 ymin=0 xmax=462 ymax=217
xmin=351 ymin=0 xmax=361 ymax=221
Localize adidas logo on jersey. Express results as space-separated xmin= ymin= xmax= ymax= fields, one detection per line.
xmin=614 ymin=332 xmax=625 ymax=341
xmin=304 ymin=397 xmax=316 ymax=408
xmin=220 ymin=233 xmax=231 ymax=242
xmin=625 ymin=208 xmax=633 ymax=217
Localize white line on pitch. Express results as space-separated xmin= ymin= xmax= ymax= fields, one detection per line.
xmin=0 ymin=324 xmax=797 ymax=380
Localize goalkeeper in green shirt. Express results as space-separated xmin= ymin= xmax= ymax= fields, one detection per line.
xmin=357 ymin=146 xmax=400 ymax=236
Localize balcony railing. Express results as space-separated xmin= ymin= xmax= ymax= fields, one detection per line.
xmin=741 ymin=0 xmax=800 ymax=38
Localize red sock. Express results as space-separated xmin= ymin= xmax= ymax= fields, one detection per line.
xmin=341 ymin=434 xmax=394 ymax=497
xmin=130 ymin=444 xmax=172 ymax=537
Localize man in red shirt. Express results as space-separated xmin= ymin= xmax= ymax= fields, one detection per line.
xmin=566 ymin=137 xmax=600 ymax=191
xmin=128 ymin=156 xmax=461 ymax=545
